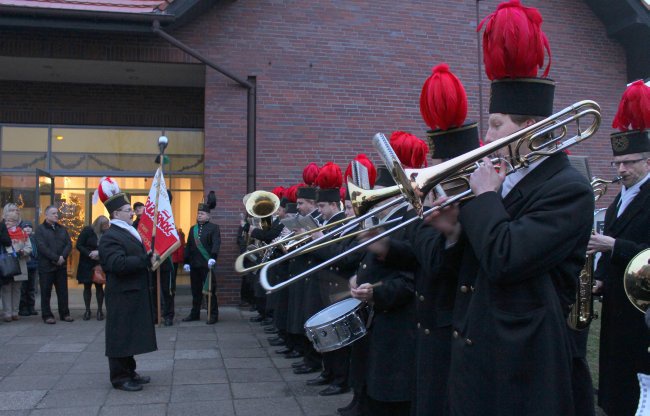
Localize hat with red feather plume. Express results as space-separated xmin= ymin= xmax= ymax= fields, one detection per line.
xmin=610 ymin=80 xmax=650 ymax=156
xmin=297 ymin=163 xmax=319 ymax=200
xmin=389 ymin=131 xmax=428 ymax=169
xmin=420 ymin=63 xmax=480 ymax=159
xmin=344 ymin=154 xmax=378 ymax=189
xmin=284 ymin=184 xmax=300 ymax=214
xmin=94 ymin=177 xmax=130 ymax=214
xmin=478 ymin=0 xmax=555 ymax=117
xmin=315 ymin=162 xmax=343 ymax=203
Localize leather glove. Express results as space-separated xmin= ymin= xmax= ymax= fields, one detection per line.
xmin=208 ymin=258 xmax=216 ymax=268
xmin=183 ymin=264 xmax=190 ymax=272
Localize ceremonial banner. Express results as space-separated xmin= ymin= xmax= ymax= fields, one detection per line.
xmin=137 ymin=168 xmax=181 ymax=271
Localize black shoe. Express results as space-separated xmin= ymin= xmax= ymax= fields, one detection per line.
xmin=268 ymin=338 xmax=285 ymax=346
xmin=30 ymin=310 xmax=38 ymax=316
xmin=182 ymin=315 xmax=199 ymax=322
xmin=260 ymin=318 xmax=273 ymax=326
xmin=319 ymin=384 xmax=350 ymax=396
xmin=83 ymin=310 xmax=91 ymax=321
xmin=267 ymin=336 xmax=284 ymax=342
xmin=293 ymin=365 xmax=321 ymax=375
xmin=238 ymin=302 xmax=250 ymax=307
xmin=292 ymin=361 xmax=305 ymax=369
xmin=284 ymin=350 xmax=303 ymax=359
xmin=18 ymin=310 xmax=31 ymax=317
xmin=306 ymin=374 xmax=331 ymax=386
xmin=264 ymin=328 xmax=279 ymax=334
xmin=337 ymin=397 xmax=358 ymax=413
xmin=113 ymin=380 xmax=143 ymax=392
xmin=338 ymin=402 xmax=361 ymax=416
xmin=249 ymin=315 xmax=264 ymax=323
xmin=248 ymin=306 xmax=257 ymax=312
xmin=97 ymin=310 xmax=104 ymax=321
xmin=164 ymin=318 xmax=173 ymax=327
xmin=275 ymin=347 xmax=292 ymax=355
xmin=132 ymin=373 xmax=150 ymax=384
xmin=206 ymin=317 xmax=218 ymax=325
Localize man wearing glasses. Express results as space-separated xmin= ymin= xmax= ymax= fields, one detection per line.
xmin=34 ymin=205 xmax=73 ymax=324
xmin=588 ymin=80 xmax=650 ymax=416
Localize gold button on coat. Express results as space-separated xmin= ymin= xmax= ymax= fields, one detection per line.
xmin=452 ymin=330 xmax=459 ymax=338
xmin=424 ymin=329 xmax=430 ymax=335
xmin=465 ymin=338 xmax=473 ymax=346
xmin=419 ymin=295 xmax=425 ymax=301
xmin=460 ymin=285 xmax=469 ymax=293
xmin=417 ymin=322 xmax=421 ymax=328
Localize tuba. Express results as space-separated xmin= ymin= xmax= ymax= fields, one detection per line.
xmin=567 ymin=176 xmax=620 ymax=330
xmin=624 ymin=248 xmax=650 ymax=314
xmin=244 ymin=190 xmax=280 ymax=231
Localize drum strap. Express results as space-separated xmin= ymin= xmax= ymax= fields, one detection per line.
xmin=365 ymin=304 xmax=375 ymax=328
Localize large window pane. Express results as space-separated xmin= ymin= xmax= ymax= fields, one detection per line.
xmin=0 ymin=127 xmax=48 ymax=170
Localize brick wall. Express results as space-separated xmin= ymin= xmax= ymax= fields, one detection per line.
xmin=0 ymin=0 xmax=629 ymax=304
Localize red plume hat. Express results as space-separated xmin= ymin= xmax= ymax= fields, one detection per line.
xmin=297 ymin=164 xmax=319 ymax=200
xmin=94 ymin=177 xmax=129 ymax=214
xmin=389 ymin=131 xmax=428 ymax=169
xmin=479 ymin=0 xmax=555 ymax=117
xmin=610 ymin=80 xmax=650 ymax=156
xmin=315 ymin=162 xmax=343 ymax=203
xmin=420 ymin=64 xmax=480 ymax=159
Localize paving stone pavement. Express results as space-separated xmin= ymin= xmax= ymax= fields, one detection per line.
xmin=0 ymin=287 xmax=352 ymax=416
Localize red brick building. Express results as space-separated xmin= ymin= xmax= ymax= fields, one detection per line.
xmin=0 ymin=0 xmax=647 ymax=304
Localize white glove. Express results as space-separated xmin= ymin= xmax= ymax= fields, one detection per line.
xmin=208 ymin=258 xmax=216 ymax=268
xmin=183 ymin=264 xmax=190 ymax=272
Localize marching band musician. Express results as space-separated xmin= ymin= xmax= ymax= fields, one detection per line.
xmin=350 ymin=157 xmax=415 ymax=416
xmin=248 ymin=186 xmax=287 ymax=324
xmin=182 ymin=191 xmax=221 ymax=324
xmin=588 ymin=80 xmax=650 ymax=416
xmin=286 ymin=164 xmax=324 ymax=372
xmin=306 ymin=162 xmax=352 ymax=396
xmin=365 ymin=124 xmax=466 ymax=416
xmin=428 ymin=2 xmax=594 ymax=413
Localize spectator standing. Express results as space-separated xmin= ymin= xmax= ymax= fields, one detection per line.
xmin=76 ymin=215 xmax=110 ymax=321
xmin=1 ymin=204 xmax=33 ymax=322
xmin=18 ymin=221 xmax=39 ymax=316
xmin=34 ymin=205 xmax=73 ymax=324
xmin=132 ymin=202 xmax=145 ymax=229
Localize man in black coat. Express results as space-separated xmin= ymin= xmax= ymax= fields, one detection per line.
xmin=588 ymin=81 xmax=650 ymax=416
xmin=34 ymin=205 xmax=73 ymax=324
xmin=182 ymin=198 xmax=221 ymax=324
xmin=98 ymin=188 xmax=157 ymax=392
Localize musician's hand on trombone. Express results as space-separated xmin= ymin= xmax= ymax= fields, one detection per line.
xmin=351 ymin=283 xmax=374 ymax=302
xmin=587 ymin=233 xmax=615 ymax=254
xmin=423 ymin=196 xmax=461 ymax=244
xmin=469 ymin=157 xmax=506 ymax=196
xmin=310 ymin=230 xmax=324 ymax=240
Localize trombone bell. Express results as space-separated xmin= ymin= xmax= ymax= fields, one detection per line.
xmin=348 ymin=180 xmax=401 ymax=217
xmin=624 ymin=248 xmax=650 ymax=313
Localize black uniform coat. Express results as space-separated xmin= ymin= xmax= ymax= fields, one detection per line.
xmin=99 ymin=224 xmax=157 ymax=358
xmin=447 ymin=154 xmax=593 ymax=416
xmin=251 ymin=218 xmax=285 ymax=304
xmin=184 ymin=221 xmax=221 ymax=268
xmin=76 ymin=226 xmax=99 ymax=284
xmin=384 ymin=209 xmax=460 ymax=416
xmin=595 ymin=180 xmax=650 ymax=416
xmin=355 ymin=206 xmax=416 ymax=402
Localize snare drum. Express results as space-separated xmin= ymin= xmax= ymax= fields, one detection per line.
xmin=304 ymin=298 xmax=368 ymax=353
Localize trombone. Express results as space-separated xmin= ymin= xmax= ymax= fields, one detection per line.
xmin=259 ymin=100 xmax=602 ymax=293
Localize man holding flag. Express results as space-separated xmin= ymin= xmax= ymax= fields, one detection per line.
xmin=136 ymin=169 xmax=181 ymax=327
xmin=183 ymin=191 xmax=220 ymax=324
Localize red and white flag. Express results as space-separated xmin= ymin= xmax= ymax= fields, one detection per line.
xmin=137 ymin=168 xmax=181 ymax=271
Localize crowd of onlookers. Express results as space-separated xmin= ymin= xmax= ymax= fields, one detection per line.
xmin=0 ymin=202 xmax=185 ymax=325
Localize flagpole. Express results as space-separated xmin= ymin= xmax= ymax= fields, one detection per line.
xmin=152 ymin=135 xmax=168 ymax=327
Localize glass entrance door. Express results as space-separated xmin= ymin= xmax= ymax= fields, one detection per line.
xmin=36 ymin=169 xmax=55 ymax=224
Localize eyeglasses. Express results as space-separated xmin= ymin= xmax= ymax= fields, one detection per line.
xmin=609 ymin=159 xmax=647 ymax=168
xmin=116 ymin=208 xmax=134 ymax=214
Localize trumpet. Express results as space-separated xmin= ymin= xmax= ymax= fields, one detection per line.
xmin=259 ymin=100 xmax=601 ymax=293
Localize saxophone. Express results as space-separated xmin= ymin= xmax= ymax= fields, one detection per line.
xmin=568 ymin=176 xmax=621 ymax=330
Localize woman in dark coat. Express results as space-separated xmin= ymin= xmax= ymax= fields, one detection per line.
xmin=98 ymin=189 xmax=157 ymax=392
xmin=76 ymin=215 xmax=109 ymax=321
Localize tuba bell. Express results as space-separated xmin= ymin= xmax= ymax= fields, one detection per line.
xmin=244 ymin=190 xmax=280 ymax=230
xmin=624 ymin=248 xmax=650 ymax=314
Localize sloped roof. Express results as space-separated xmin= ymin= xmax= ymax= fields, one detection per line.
xmin=0 ymin=0 xmax=173 ymax=14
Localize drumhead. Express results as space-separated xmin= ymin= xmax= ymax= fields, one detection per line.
xmin=305 ymin=298 xmax=362 ymax=327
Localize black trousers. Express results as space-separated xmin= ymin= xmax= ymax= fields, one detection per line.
xmin=189 ymin=267 xmax=218 ymax=319
xmin=19 ymin=268 xmax=38 ymax=313
xmin=366 ymin=396 xmax=410 ymax=416
xmin=39 ymin=267 xmax=70 ymax=320
xmin=161 ymin=265 xmax=177 ymax=320
xmin=108 ymin=356 xmax=136 ymax=385
xmin=322 ymin=346 xmax=350 ymax=386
